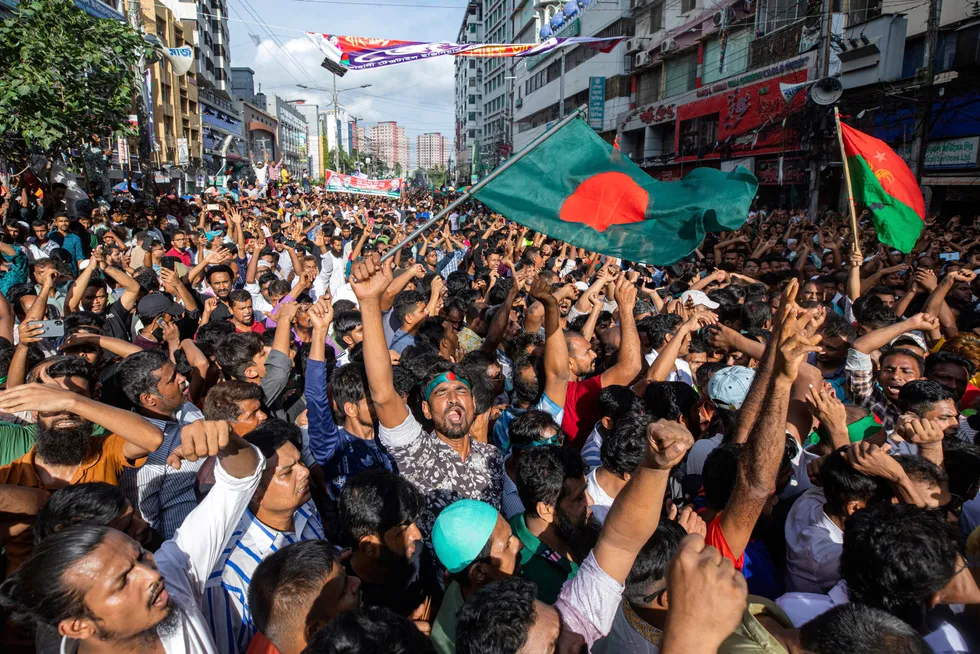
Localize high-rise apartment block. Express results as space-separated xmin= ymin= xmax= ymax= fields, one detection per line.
xmin=370 ymin=121 xmax=411 ymax=174
xmin=417 ymin=133 xmax=450 ymax=170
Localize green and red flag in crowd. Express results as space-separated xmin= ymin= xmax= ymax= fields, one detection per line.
xmin=838 ymin=121 xmax=925 ymax=253
xmin=472 ymin=118 xmax=758 ymax=265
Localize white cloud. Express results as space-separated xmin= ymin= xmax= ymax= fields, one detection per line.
xmin=248 ymin=36 xmax=455 ymax=136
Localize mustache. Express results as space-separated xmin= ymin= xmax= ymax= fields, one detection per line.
xmin=148 ymin=580 xmax=165 ymax=609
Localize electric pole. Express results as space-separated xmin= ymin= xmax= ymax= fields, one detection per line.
xmin=128 ymin=0 xmax=155 ymax=201
xmin=910 ymin=0 xmax=942 ymax=184
xmin=806 ymin=0 xmax=833 ymax=219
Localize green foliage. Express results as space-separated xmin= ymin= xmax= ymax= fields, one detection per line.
xmin=426 ymin=165 xmax=447 ymax=188
xmin=0 ymin=0 xmax=147 ymax=160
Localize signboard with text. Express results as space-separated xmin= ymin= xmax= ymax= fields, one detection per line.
xmin=324 ymin=170 xmax=403 ymax=198
xmin=588 ymin=77 xmax=606 ymax=130
xmin=896 ymin=137 xmax=979 ymax=170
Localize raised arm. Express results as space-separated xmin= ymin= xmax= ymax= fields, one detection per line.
xmin=350 ymin=254 xmax=406 ymax=428
xmin=101 ymin=263 xmax=141 ymax=312
xmin=304 ymin=298 xmax=343 ymax=467
xmin=635 ymin=311 xmax=718 ymax=394
xmin=599 ymin=277 xmax=641 ymax=387
xmin=380 ymin=264 xmax=424 ymax=313
xmin=851 ymin=312 xmax=939 ymax=354
xmin=480 ymin=275 xmax=522 ymax=356
xmin=66 ymin=251 xmax=100 ymax=314
xmin=528 ymin=278 xmax=571 ymax=407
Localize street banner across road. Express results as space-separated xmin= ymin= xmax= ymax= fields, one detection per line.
xmin=306 ymin=33 xmax=623 ymax=71
xmin=324 ymin=170 xmax=403 ymax=198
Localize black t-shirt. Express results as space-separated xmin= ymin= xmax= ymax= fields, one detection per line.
xmin=103 ymin=303 xmax=134 ymax=342
xmin=344 ymin=548 xmax=442 ymax=618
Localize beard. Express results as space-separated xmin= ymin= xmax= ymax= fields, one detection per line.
xmin=93 ymin=594 xmax=183 ymax=644
xmin=34 ymin=419 xmax=94 ymax=466
xmin=432 ymin=402 xmax=472 ymax=440
xmin=555 ymin=506 xmax=601 ymax=563
xmin=379 ymin=539 xmax=424 ymax=582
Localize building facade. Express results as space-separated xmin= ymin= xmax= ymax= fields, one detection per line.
xmin=292 ymin=101 xmax=322 ymax=179
xmin=454 ymin=1 xmax=483 ymax=184
xmin=417 ymin=133 xmax=450 ymax=169
xmin=276 ymin=96 xmax=307 ymax=175
xmin=370 ymin=121 xmax=411 ymax=174
xmin=321 ymin=108 xmax=350 ymax=173
xmin=241 ymin=101 xmax=278 ymax=162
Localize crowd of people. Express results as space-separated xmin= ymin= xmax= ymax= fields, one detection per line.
xmin=0 ymin=168 xmax=977 ymax=654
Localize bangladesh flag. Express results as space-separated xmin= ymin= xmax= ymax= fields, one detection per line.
xmin=471 ymin=119 xmax=758 ymax=265
xmin=839 ymin=121 xmax=924 ymax=253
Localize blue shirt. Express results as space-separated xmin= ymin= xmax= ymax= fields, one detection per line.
xmin=305 ymin=358 xmax=396 ymax=499
xmin=390 ymin=329 xmax=416 ymax=354
xmin=47 ymin=231 xmax=83 ymax=272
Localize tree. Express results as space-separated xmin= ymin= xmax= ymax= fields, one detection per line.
xmin=0 ymin=0 xmax=147 ymax=164
xmin=427 ymin=165 xmax=447 ymax=189
xmin=393 ymin=162 xmax=403 ymax=179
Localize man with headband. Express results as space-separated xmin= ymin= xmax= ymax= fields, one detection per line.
xmin=430 ymin=499 xmax=523 ymax=653
xmin=351 ymin=253 xmax=503 ymax=538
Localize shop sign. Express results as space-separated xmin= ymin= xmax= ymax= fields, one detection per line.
xmin=721 ymin=157 xmax=755 ymax=174
xmin=638 ymin=103 xmax=676 ymax=125
xmin=696 ymin=56 xmax=808 ymax=98
xmin=756 ymin=157 xmax=806 ymax=186
xmin=588 ymin=77 xmax=606 ymax=130
xmin=897 ymin=137 xmax=979 ymax=170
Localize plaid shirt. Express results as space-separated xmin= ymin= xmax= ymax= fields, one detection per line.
xmin=845 ymin=348 xmax=901 ymax=433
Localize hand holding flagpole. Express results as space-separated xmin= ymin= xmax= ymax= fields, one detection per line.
xmin=834 ymin=106 xmax=862 ymax=257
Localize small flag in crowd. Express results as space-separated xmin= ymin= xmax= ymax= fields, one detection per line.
xmin=838 ymin=121 xmax=924 ymax=253
xmin=472 ymin=119 xmax=758 ymax=265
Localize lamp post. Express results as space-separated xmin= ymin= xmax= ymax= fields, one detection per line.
xmin=297 ymin=82 xmax=370 ymax=173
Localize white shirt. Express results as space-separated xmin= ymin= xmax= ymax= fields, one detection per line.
xmin=203 ymin=501 xmax=327 ymax=654
xmin=554 ymin=552 xmax=625 ymax=648
xmin=585 ymin=468 xmax=615 ymax=525
xmin=783 ymin=487 xmax=843 ymax=594
xmin=684 ymin=433 xmax=723 ymax=478
xmin=644 ymin=349 xmax=694 ymax=386
xmin=62 ymin=449 xmax=266 ymax=654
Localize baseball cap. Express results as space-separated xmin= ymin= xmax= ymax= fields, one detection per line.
xmin=708 ymin=365 xmax=756 ymax=410
xmin=137 ymin=292 xmax=185 ymax=320
xmin=680 ymin=289 xmax=720 ymax=310
xmin=432 ymin=499 xmax=498 ymax=573
xmin=890 ymin=332 xmax=927 ymax=352
xmin=574 ymin=281 xmax=590 ymax=291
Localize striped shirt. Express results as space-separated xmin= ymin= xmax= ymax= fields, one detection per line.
xmin=203 ymin=501 xmax=328 ymax=654
xmin=121 ymin=404 xmax=206 ymax=540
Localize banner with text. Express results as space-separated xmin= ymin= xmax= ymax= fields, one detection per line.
xmin=306 ymin=33 xmax=623 ymax=71
xmin=324 ymin=170 xmax=403 ymax=198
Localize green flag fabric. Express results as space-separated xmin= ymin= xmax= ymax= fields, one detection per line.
xmin=472 ymin=118 xmax=759 ymax=265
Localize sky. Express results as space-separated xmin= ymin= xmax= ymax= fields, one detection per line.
xmin=224 ymin=0 xmax=463 ymax=155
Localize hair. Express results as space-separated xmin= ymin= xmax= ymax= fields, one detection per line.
xmin=487 ymin=277 xmax=513 ymax=306
xmin=244 ymin=419 xmax=302 ymax=459
xmin=393 ymin=290 xmax=426 ymax=325
xmin=43 ymin=355 xmax=96 ymax=390
xmin=332 ymin=363 xmax=370 ymax=417
xmin=702 ymin=443 xmax=742 ymax=510
xmin=941 ymin=438 xmax=980 ymax=501
xmin=509 ymin=409 xmax=560 ymax=449
xmin=853 ymin=295 xmax=897 ymax=329
xmin=415 ymin=316 xmax=451 ymax=352
xmin=819 ymin=447 xmax=892 ymax=516
xmin=516 ymin=445 xmax=586 ymax=519
xmin=455 ymin=576 xmax=537 ymax=654
xmin=391 ymin=364 xmax=418 ymax=398
xmin=338 ymin=469 xmax=424 ymax=546
xmin=228 ymin=289 xmax=252 ymax=307
xmin=897 ymin=380 xmax=957 ymax=416
xmin=643 ymin=381 xmax=698 ymax=423
xmin=740 ymin=300 xmax=771 ymax=331
xmin=822 ymin=311 xmax=857 ymax=340
xmin=305 ymin=606 xmax=436 ymax=654
xmin=117 ymin=349 xmax=171 ymax=406
xmin=894 ymin=454 xmax=947 ymax=490
xmin=446 ymin=270 xmax=471 ymax=296
xmin=0 ymin=524 xmax=110 ymax=629
xmin=206 ymin=264 xmax=234 ymax=284
xmin=248 ymin=540 xmax=338 ymax=650
xmin=203 ymin=380 xmax=264 ymax=421
xmin=33 ymin=483 xmax=127 ymax=544
xmin=799 ymin=604 xmax=930 ymax=654
xmin=879 ymin=347 xmax=925 ymax=377
xmin=624 ymin=520 xmax=686 ymax=604
xmin=601 ymin=411 xmax=648 ymax=477
xmin=215 ymin=332 xmax=265 ymax=381
xmin=940 ymin=334 xmax=980 ymax=373
xmin=334 ymin=310 xmax=363 ymax=347
xmin=841 ymin=503 xmax=959 ymax=628
xmin=269 ymin=279 xmax=291 ymax=298
xmin=925 ymin=350 xmax=976 ymax=378
xmin=642 ymin=314 xmax=683 ymax=350
xmin=597 ymin=384 xmax=643 ymax=422
xmin=420 ymin=360 xmax=472 ymax=400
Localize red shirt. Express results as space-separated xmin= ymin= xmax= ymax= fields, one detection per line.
xmin=245 ymin=632 xmax=279 ymax=654
xmin=165 ymin=247 xmax=191 ymax=267
xmin=706 ymin=514 xmax=744 ymax=571
xmin=235 ymin=321 xmax=266 ymax=334
xmin=561 ymin=375 xmax=603 ymax=447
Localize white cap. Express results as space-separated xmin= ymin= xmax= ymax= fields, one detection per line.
xmin=680 ymin=289 xmax=720 ymax=310
xmin=708 ymin=366 xmax=756 ymax=411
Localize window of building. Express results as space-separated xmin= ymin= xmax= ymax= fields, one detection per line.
xmin=678 ymin=113 xmax=718 ymax=155
xmin=649 ymin=2 xmax=663 ymax=33
xmin=663 ymin=50 xmax=697 ymax=97
xmin=635 ymin=67 xmax=660 ymax=105
xmin=757 ymin=0 xmax=806 ymax=35
xmin=469 ymin=60 xmax=476 ymax=69
xmin=681 ymin=0 xmax=695 ymax=13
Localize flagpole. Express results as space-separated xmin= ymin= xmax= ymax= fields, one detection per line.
xmin=380 ymin=107 xmax=588 ymax=263
xmin=833 ymin=106 xmax=862 ymax=256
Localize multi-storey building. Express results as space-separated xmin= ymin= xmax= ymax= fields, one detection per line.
xmin=276 ymin=96 xmax=307 ymax=175
xmin=370 ymin=121 xmax=410 ymax=175
xmin=454 ymin=1 xmax=483 ymax=184
xmin=292 ymin=101 xmax=322 ymax=178
xmin=321 ymin=108 xmax=350 ymax=172
xmin=240 ymin=101 xmax=278 ymax=162
xmin=417 ymin=133 xmax=450 ymax=169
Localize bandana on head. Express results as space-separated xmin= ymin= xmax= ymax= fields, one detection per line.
xmin=424 ymin=371 xmax=471 ymax=401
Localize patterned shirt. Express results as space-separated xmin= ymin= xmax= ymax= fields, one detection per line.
xmin=120 ymin=404 xmax=206 ymax=540
xmin=203 ymin=502 xmax=326 ymax=654
xmin=844 ymin=348 xmax=901 ymax=433
xmin=379 ymin=411 xmax=503 ymax=536
xmin=458 ymin=327 xmax=484 ymax=355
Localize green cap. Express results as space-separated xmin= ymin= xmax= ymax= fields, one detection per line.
xmin=432 ymin=500 xmax=498 ymax=573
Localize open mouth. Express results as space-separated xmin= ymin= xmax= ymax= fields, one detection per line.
xmin=149 ymin=582 xmax=168 ymax=609
xmin=445 ymin=407 xmax=464 ymax=423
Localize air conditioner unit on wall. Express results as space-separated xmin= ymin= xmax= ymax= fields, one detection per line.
xmin=635 ymin=51 xmax=651 ymax=67
xmin=661 ymin=38 xmax=676 ymax=55
xmin=626 ymin=38 xmax=642 ymax=54
xmin=712 ymin=10 xmax=725 ymax=27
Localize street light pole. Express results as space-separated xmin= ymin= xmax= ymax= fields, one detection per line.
xmin=333 ymin=74 xmax=340 ymax=173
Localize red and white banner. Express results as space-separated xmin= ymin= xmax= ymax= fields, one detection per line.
xmin=323 ymin=170 xmax=402 ymax=198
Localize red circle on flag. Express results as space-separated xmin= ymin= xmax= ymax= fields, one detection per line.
xmin=559 ymin=172 xmax=648 ymax=233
